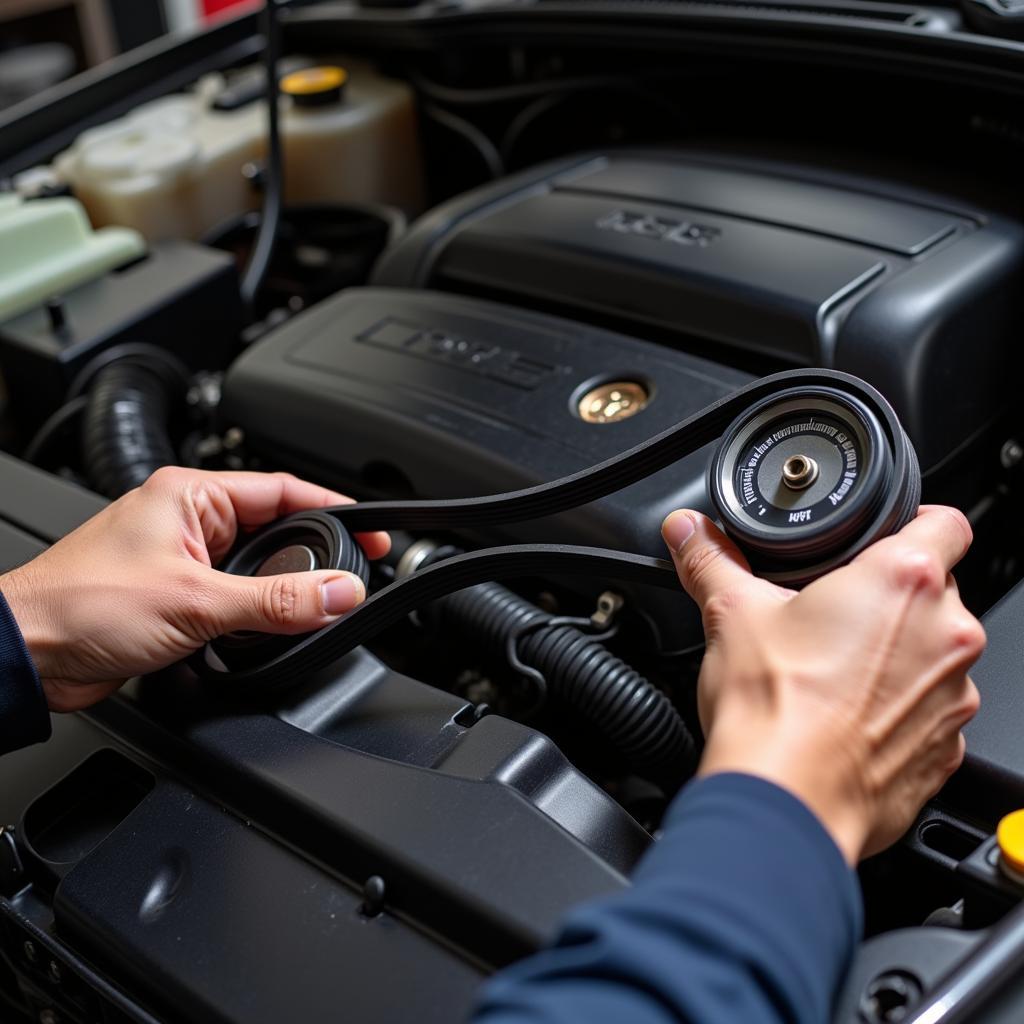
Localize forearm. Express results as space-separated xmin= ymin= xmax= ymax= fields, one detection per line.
xmin=0 ymin=587 xmax=50 ymax=756
xmin=473 ymin=773 xmax=862 ymax=1024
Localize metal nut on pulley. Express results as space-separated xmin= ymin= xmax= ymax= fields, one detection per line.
xmin=707 ymin=386 xmax=920 ymax=586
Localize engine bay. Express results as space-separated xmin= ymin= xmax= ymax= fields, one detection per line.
xmin=4 ymin=3 xmax=1024 ymax=1021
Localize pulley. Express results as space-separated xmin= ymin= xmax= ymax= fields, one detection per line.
xmin=709 ymin=386 xmax=919 ymax=586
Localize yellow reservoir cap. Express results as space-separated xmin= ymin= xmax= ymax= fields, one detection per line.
xmin=997 ymin=809 xmax=1024 ymax=876
xmin=280 ymin=66 xmax=348 ymax=99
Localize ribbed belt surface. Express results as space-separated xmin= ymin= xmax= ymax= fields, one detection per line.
xmin=200 ymin=368 xmax=915 ymax=688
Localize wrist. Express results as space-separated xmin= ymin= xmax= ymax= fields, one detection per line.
xmin=698 ymin=718 xmax=870 ymax=866
xmin=1 ymin=566 xmax=61 ymax=683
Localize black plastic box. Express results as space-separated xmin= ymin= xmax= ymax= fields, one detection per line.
xmin=0 ymin=240 xmax=241 ymax=437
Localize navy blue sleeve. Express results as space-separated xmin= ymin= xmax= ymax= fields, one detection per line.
xmin=0 ymin=588 xmax=50 ymax=756
xmin=474 ymin=772 xmax=862 ymax=1024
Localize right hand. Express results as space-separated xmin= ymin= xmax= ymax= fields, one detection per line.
xmin=661 ymin=505 xmax=985 ymax=865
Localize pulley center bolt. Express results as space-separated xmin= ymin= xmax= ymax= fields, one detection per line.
xmin=782 ymin=454 xmax=819 ymax=490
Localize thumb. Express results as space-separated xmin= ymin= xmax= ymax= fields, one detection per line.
xmin=199 ymin=567 xmax=366 ymax=636
xmin=661 ymin=510 xmax=753 ymax=613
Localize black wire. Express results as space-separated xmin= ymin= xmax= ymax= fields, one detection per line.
xmin=240 ymin=0 xmax=284 ymax=317
xmin=658 ymin=640 xmax=707 ymax=660
xmin=421 ymin=101 xmax=505 ymax=180
xmin=412 ymin=71 xmax=670 ymax=107
xmin=22 ymin=395 xmax=88 ymax=465
xmin=499 ymin=92 xmax=579 ymax=164
xmin=499 ymin=83 xmax=690 ymax=165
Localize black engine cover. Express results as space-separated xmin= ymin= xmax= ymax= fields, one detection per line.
xmin=373 ymin=149 xmax=1024 ymax=476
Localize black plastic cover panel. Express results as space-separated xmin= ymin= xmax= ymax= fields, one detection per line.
xmin=0 ymin=241 xmax=241 ymax=435
xmin=0 ymin=451 xmax=106 ymax=572
xmin=0 ymin=519 xmax=45 ymax=571
xmin=559 ymin=158 xmax=958 ymax=255
xmin=374 ymin=150 xmax=1024 ymax=472
xmin=947 ymin=579 xmax=1024 ymax=824
xmin=0 ymin=451 xmax=106 ymax=546
xmin=436 ymin=190 xmax=884 ymax=365
xmin=55 ymin=782 xmax=488 ymax=1024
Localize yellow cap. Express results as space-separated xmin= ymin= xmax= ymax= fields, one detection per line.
xmin=997 ymin=809 xmax=1024 ymax=875
xmin=280 ymin=66 xmax=348 ymax=98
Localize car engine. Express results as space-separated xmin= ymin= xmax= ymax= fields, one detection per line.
xmin=3 ymin=3 xmax=1024 ymax=1022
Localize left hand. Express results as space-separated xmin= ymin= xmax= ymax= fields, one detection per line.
xmin=1 ymin=467 xmax=389 ymax=712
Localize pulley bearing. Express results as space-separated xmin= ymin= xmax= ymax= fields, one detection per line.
xmin=207 ymin=511 xmax=369 ymax=672
xmin=708 ymin=386 xmax=920 ymax=586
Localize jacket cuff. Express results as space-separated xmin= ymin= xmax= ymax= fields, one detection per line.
xmin=0 ymin=588 xmax=51 ymax=756
xmin=638 ymin=771 xmax=863 ymax=1018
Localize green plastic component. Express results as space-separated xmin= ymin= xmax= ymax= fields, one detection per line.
xmin=0 ymin=195 xmax=146 ymax=322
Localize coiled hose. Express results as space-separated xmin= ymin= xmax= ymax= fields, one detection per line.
xmin=426 ymin=580 xmax=697 ymax=782
xmin=81 ymin=359 xmax=179 ymax=498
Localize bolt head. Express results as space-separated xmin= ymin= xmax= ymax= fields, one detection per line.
xmin=859 ymin=970 xmax=923 ymax=1023
xmin=1001 ymin=439 xmax=1024 ymax=469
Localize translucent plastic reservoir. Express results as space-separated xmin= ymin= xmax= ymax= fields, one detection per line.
xmin=280 ymin=62 xmax=424 ymax=215
xmin=53 ymin=61 xmax=424 ymax=242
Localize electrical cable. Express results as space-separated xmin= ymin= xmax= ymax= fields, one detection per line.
xmin=498 ymin=83 xmax=689 ymax=164
xmin=421 ymin=101 xmax=506 ymax=180
xmin=499 ymin=91 xmax=580 ymax=164
xmin=414 ymin=71 xmax=688 ymax=171
xmin=22 ymin=396 xmax=87 ymax=466
xmin=412 ymin=71 xmax=676 ymax=107
xmin=239 ymin=0 xmax=284 ymax=316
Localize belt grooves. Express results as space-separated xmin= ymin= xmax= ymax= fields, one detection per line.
xmin=324 ymin=369 xmax=850 ymax=531
xmin=202 ymin=367 xmax=899 ymax=689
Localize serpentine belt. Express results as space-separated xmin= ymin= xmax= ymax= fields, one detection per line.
xmin=199 ymin=367 xmax=920 ymax=689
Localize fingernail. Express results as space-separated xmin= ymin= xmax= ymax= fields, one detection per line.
xmin=662 ymin=512 xmax=695 ymax=554
xmin=321 ymin=575 xmax=364 ymax=615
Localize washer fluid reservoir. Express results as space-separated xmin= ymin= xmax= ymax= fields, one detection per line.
xmin=53 ymin=62 xmax=424 ymax=242
xmin=53 ymin=81 xmax=264 ymax=242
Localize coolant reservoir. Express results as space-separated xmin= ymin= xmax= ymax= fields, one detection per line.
xmin=279 ymin=63 xmax=424 ymax=214
xmin=53 ymin=62 xmax=424 ymax=242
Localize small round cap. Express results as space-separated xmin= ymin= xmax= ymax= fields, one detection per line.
xmin=997 ymin=809 xmax=1024 ymax=876
xmin=256 ymin=544 xmax=318 ymax=577
xmin=280 ymin=66 xmax=348 ymax=106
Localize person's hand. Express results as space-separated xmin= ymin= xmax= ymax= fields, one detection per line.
xmin=661 ymin=505 xmax=984 ymax=865
xmin=0 ymin=468 xmax=389 ymax=713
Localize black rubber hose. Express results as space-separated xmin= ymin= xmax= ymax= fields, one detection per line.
xmin=239 ymin=0 xmax=283 ymax=317
xmin=427 ymin=581 xmax=697 ymax=782
xmin=81 ymin=360 xmax=178 ymax=498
